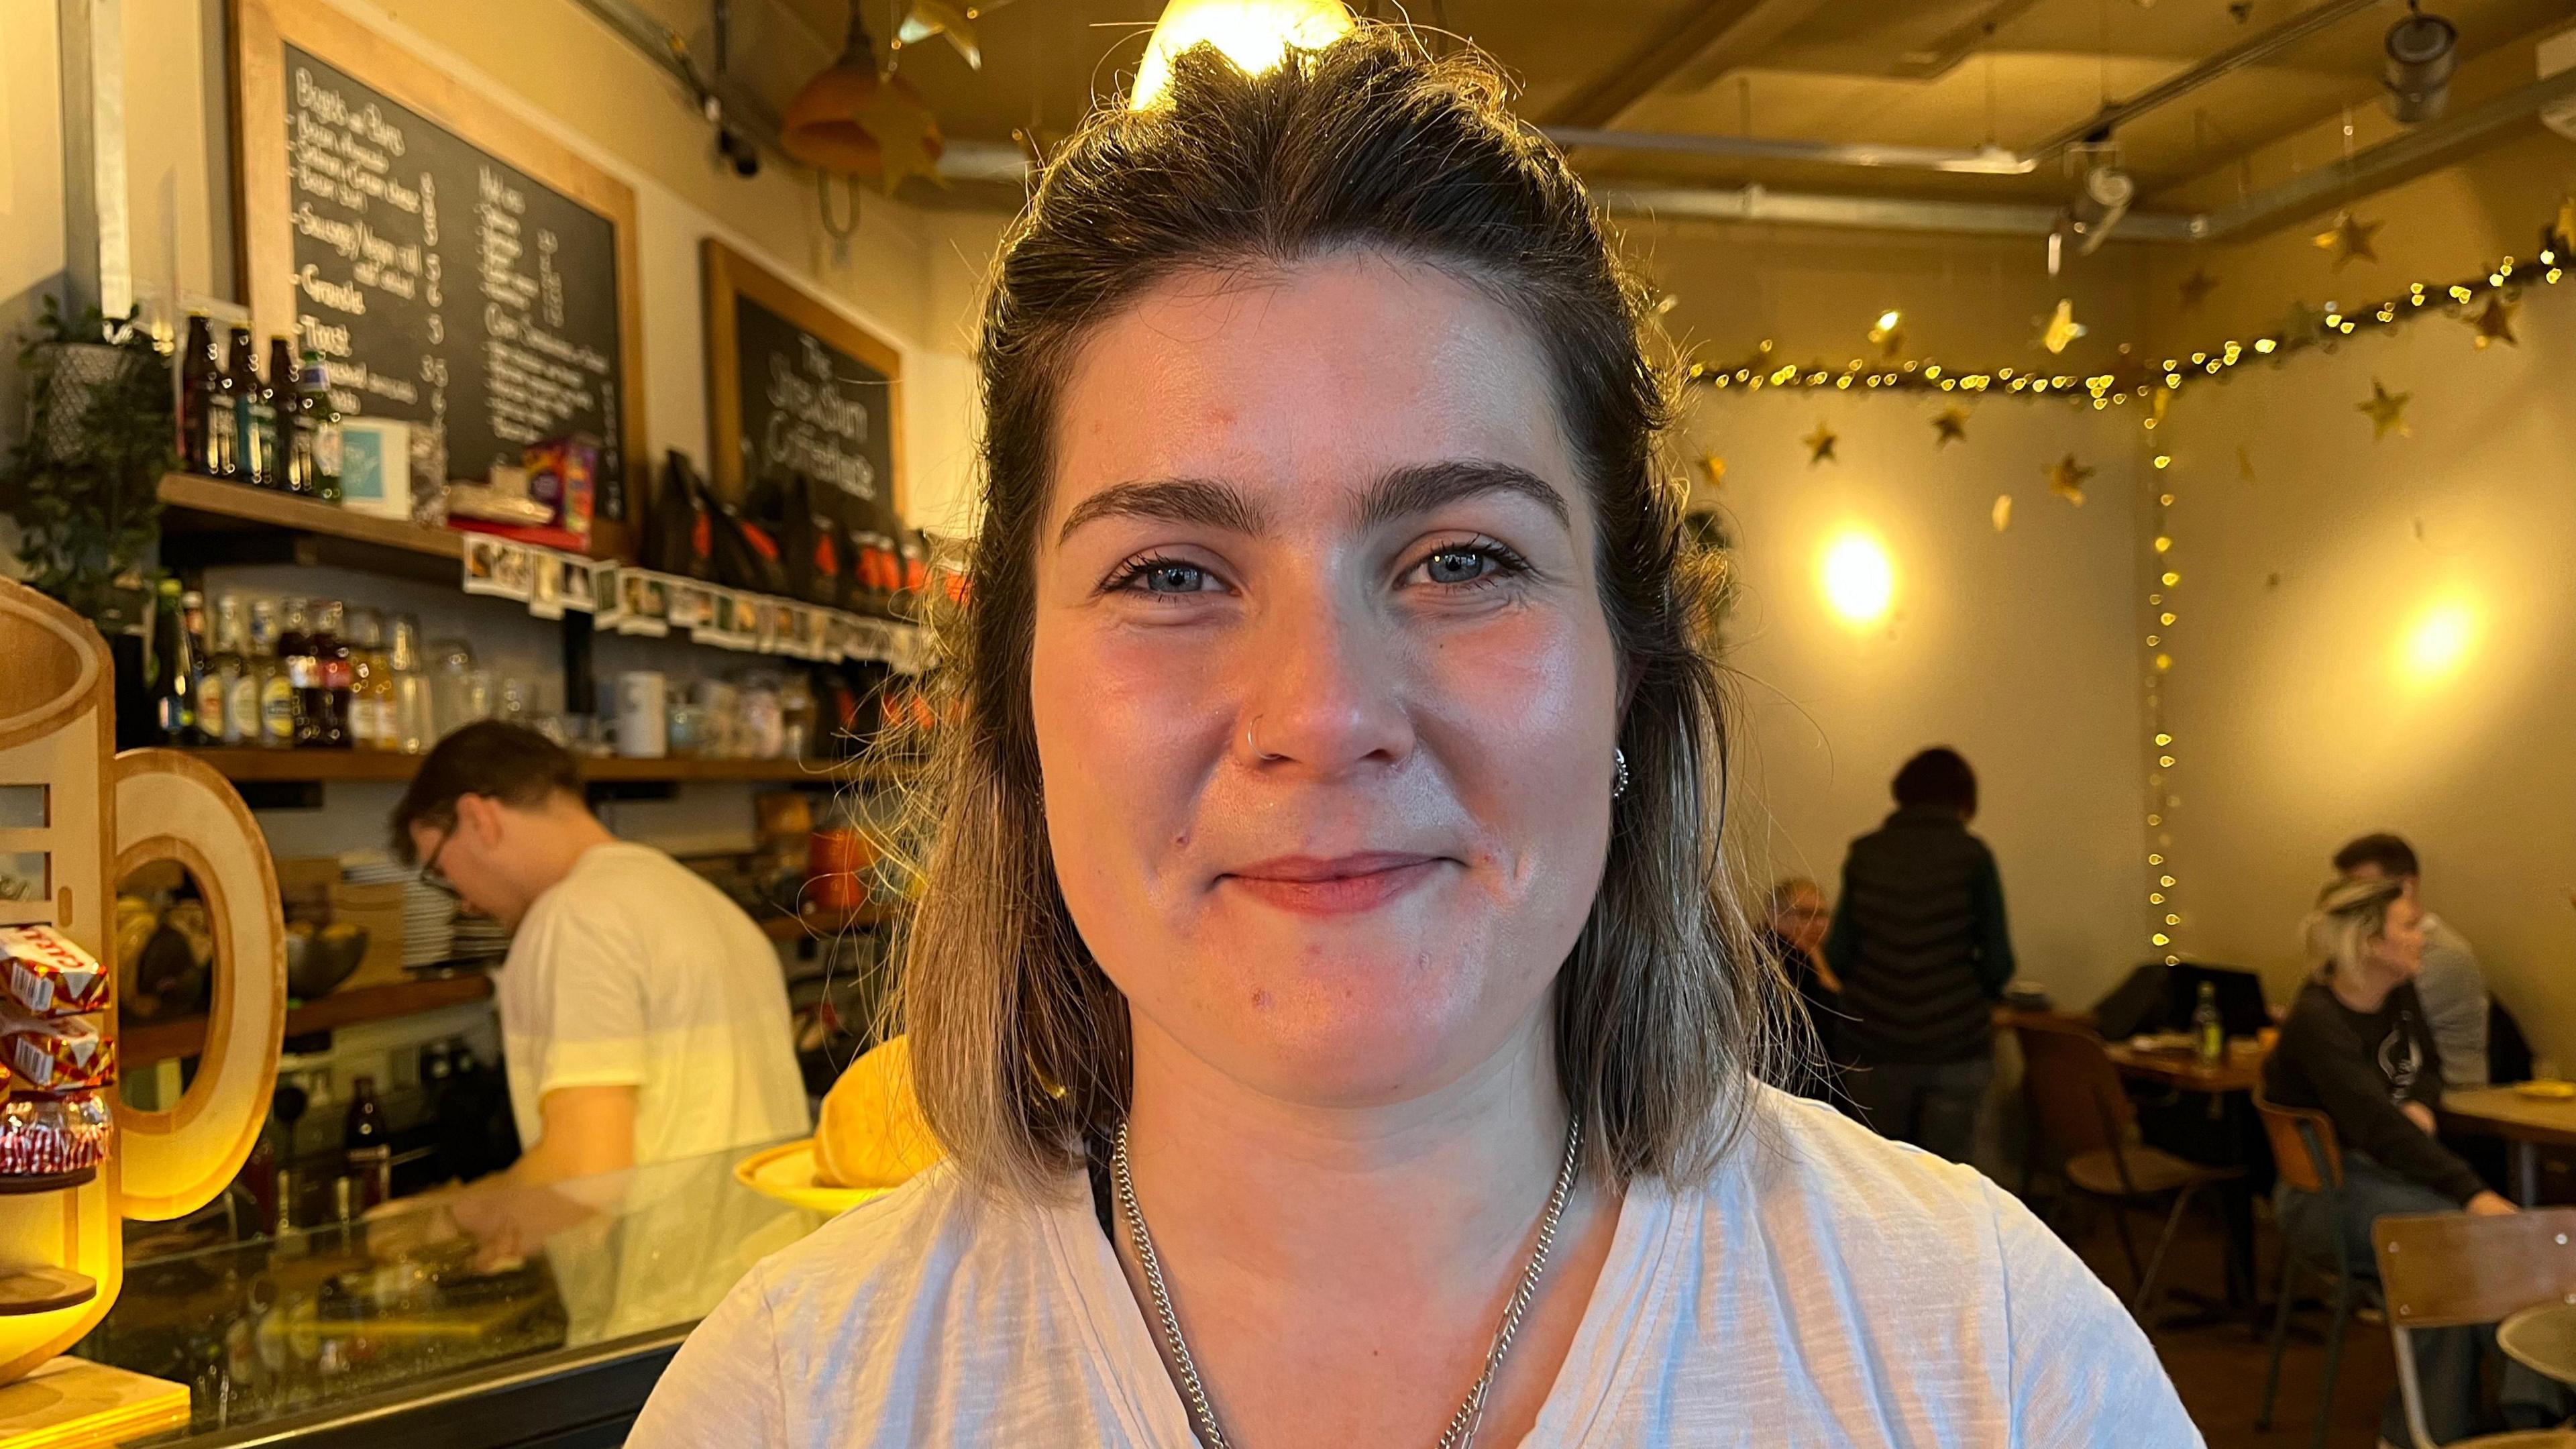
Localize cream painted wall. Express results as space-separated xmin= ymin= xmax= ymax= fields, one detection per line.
xmin=1686 ymin=382 xmax=2153 ymax=1010
xmin=2144 ymin=236 xmax=2576 ymax=1066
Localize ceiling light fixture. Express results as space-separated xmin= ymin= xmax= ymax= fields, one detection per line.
xmin=1130 ymin=0 xmax=1355 ymax=111
xmin=2065 ymin=160 xmax=2137 ymax=255
xmin=2383 ymin=3 xmax=2459 ymax=124
xmin=782 ymin=5 xmax=945 ymax=179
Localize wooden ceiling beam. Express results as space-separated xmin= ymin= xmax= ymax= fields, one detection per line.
xmin=1542 ymin=0 xmax=1832 ymax=129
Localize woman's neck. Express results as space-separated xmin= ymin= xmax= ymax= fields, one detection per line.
xmin=2328 ymin=965 xmax=2400 ymax=1014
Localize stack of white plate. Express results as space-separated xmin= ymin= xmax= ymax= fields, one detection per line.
xmin=341 ymin=849 xmax=456 ymax=968
xmin=449 ymin=913 xmax=511 ymax=964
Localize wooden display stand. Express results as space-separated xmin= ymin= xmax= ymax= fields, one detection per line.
xmin=0 ymin=580 xmax=287 ymax=1410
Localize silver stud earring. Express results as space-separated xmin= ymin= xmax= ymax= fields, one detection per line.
xmin=1613 ymin=747 xmax=1630 ymax=800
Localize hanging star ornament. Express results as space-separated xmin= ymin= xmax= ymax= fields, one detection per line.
xmin=1697 ymin=455 xmax=1727 ymax=491
xmin=2279 ymin=299 xmax=2326 ymax=345
xmin=2178 ymin=267 xmax=2220 ymax=312
xmin=2229 ymin=1 xmax=2255 ymax=21
xmin=1932 ymin=407 xmax=1970 ymax=447
xmin=2468 ymin=294 xmax=2519 ymax=349
xmin=1992 ymin=494 xmax=2014 ymax=532
xmin=2358 ymin=378 xmax=2412 ymax=441
xmin=858 ymin=80 xmax=946 ymax=195
xmin=2041 ymin=298 xmax=2086 ymax=355
xmin=2047 ymin=453 xmax=2095 ymax=505
xmin=1803 ymin=421 xmax=1839 ymax=466
xmin=2312 ymin=209 xmax=2383 ymax=271
xmin=895 ymin=0 xmax=983 ymax=68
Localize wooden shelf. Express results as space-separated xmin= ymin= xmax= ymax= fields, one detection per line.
xmin=759 ymin=902 xmax=898 ymax=941
xmin=158 ymin=472 xmax=470 ymax=584
xmin=177 ymin=747 xmax=857 ymax=788
xmin=121 ymin=973 xmax=496 ymax=1068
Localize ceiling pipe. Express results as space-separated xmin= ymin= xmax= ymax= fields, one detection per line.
xmin=1594 ymin=182 xmax=2200 ymax=239
xmin=1543 ymin=127 xmax=2037 ymax=175
xmin=2023 ymin=0 xmax=2391 ymax=162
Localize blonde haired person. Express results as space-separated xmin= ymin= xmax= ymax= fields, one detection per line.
xmin=2262 ymin=875 xmax=2516 ymax=1446
xmin=629 ymin=28 xmax=2192 ymax=1448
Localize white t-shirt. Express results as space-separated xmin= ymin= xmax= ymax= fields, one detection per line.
xmin=496 ymin=842 xmax=810 ymax=1167
xmin=628 ymin=1087 xmax=2202 ymax=1447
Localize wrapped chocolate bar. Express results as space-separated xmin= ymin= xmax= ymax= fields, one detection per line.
xmin=0 ymin=925 xmax=111 ymax=1016
xmin=0 ymin=1090 xmax=111 ymax=1177
xmin=3 ymin=1014 xmax=113 ymax=1092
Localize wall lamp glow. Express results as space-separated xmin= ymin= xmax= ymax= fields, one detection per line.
xmin=1132 ymin=0 xmax=1356 ymax=110
xmin=1819 ymin=531 xmax=1896 ymax=627
xmin=2398 ymin=598 xmax=2478 ymax=682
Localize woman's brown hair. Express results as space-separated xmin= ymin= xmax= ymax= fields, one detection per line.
xmin=888 ymin=24 xmax=1781 ymax=1199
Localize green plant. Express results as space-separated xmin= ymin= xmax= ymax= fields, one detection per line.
xmin=1 ymin=294 xmax=173 ymax=628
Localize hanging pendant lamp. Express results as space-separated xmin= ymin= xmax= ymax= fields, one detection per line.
xmin=783 ymin=3 xmax=946 ymax=186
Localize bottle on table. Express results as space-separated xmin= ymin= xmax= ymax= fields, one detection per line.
xmin=178 ymin=313 xmax=237 ymax=478
xmin=278 ymin=599 xmax=318 ymax=747
xmin=227 ymin=325 xmax=275 ymax=490
xmin=2192 ymin=979 xmax=2224 ymax=1066
xmin=210 ymin=594 xmax=256 ymax=747
xmin=344 ymin=609 xmax=387 ymax=751
xmin=181 ymin=590 xmax=225 ymax=747
xmin=266 ymin=337 xmax=307 ymax=496
xmin=148 ymin=579 xmax=203 ymax=745
xmin=343 ymin=1075 xmax=391 ymax=1211
xmin=308 ymin=600 xmax=352 ymax=749
xmin=386 ymin=614 xmax=432 ymax=753
xmin=250 ymin=597 xmax=297 ymax=749
xmin=297 ymin=350 xmax=343 ymax=503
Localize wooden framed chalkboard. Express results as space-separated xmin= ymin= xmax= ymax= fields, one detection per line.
xmin=704 ymin=239 xmax=905 ymax=529
xmin=228 ymin=0 xmax=649 ymax=560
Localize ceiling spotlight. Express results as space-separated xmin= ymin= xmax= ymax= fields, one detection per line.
xmin=2065 ymin=162 xmax=2135 ymax=255
xmin=2383 ymin=4 xmax=2459 ymax=124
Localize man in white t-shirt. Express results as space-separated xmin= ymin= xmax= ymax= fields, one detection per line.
xmin=392 ymin=722 xmax=811 ymax=1188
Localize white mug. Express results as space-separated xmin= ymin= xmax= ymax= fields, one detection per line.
xmin=616 ymin=672 xmax=669 ymax=759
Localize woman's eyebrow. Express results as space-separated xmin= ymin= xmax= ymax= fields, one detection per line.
xmin=1354 ymin=460 xmax=1570 ymax=532
xmin=1057 ymin=478 xmax=1271 ymax=545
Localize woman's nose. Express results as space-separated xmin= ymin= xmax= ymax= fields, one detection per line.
xmin=1230 ymin=587 xmax=1415 ymax=777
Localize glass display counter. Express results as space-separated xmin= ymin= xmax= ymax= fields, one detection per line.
xmin=76 ymin=1138 xmax=824 ymax=1447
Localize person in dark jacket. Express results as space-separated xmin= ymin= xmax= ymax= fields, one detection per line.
xmin=2263 ymin=874 xmax=2518 ymax=1445
xmin=1762 ymin=877 xmax=1846 ymax=1105
xmin=1825 ymin=747 xmax=2014 ymax=1164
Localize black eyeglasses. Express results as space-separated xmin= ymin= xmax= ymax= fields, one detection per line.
xmin=417 ymin=829 xmax=460 ymax=898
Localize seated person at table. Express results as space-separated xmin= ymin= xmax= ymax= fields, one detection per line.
xmin=2333 ymin=832 xmax=2489 ymax=1088
xmin=2263 ymin=875 xmax=2515 ymax=1446
xmin=1762 ymin=877 xmax=1846 ymax=1104
xmin=1826 ymin=747 xmax=2015 ymax=1163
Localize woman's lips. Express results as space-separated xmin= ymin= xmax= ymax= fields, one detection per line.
xmin=1219 ymin=853 xmax=1445 ymax=916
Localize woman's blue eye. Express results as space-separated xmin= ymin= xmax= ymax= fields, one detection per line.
xmin=1137 ymin=562 xmax=1208 ymax=593
xmin=1424 ymin=548 xmax=1497 ymax=585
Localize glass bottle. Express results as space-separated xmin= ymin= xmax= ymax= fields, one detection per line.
xmin=2192 ymin=980 xmax=2224 ymax=1066
xmin=388 ymin=615 xmax=432 ymax=753
xmin=309 ymin=600 xmax=352 ymax=749
xmin=268 ymin=337 xmax=307 ymax=496
xmin=181 ymin=590 xmax=223 ymax=747
xmin=227 ymin=325 xmax=274 ymax=490
xmin=278 ymin=599 xmax=318 ymax=747
xmin=298 ymin=350 xmax=343 ymax=504
xmin=250 ymin=597 xmax=297 ymax=749
xmin=149 ymin=579 xmax=201 ymax=745
xmin=344 ymin=609 xmax=386 ymax=751
xmin=343 ymin=1076 xmax=391 ymax=1211
xmin=178 ymin=313 xmax=233 ymax=476
xmin=211 ymin=594 xmax=256 ymax=747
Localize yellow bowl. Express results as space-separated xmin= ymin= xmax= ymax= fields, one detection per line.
xmin=734 ymin=1140 xmax=897 ymax=1216
xmin=2514 ymin=1079 xmax=2576 ymax=1101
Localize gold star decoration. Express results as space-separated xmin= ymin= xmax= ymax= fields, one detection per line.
xmin=1803 ymin=421 xmax=1839 ymax=466
xmin=1697 ymin=455 xmax=1727 ymax=491
xmin=2468 ymin=294 xmax=2519 ymax=349
xmin=2312 ymin=210 xmax=2383 ymax=271
xmin=2041 ymin=298 xmax=2086 ymax=355
xmin=2178 ymin=268 xmax=2220 ymax=312
xmin=2229 ymin=1 xmax=2255 ymax=21
xmin=858 ymin=79 xmax=946 ymax=195
xmin=1991 ymin=494 xmax=2014 ymax=532
xmin=894 ymin=1 xmax=982 ymax=68
xmin=1932 ymin=407 xmax=1969 ymax=447
xmin=2047 ymin=453 xmax=2095 ymax=505
xmin=2237 ymin=445 xmax=2257 ymax=484
xmin=2279 ymin=299 xmax=2326 ymax=345
xmin=2357 ymin=378 xmax=2412 ymax=441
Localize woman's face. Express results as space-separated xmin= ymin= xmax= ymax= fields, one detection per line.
xmin=2369 ymin=895 xmax=2427 ymax=982
xmin=1029 ymin=252 xmax=1622 ymax=1109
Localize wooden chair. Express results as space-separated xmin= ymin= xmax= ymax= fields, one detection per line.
xmin=2253 ymin=1090 xmax=2366 ymax=1449
xmin=2373 ymin=1208 xmax=2576 ymax=1449
xmin=2012 ymin=1018 xmax=2244 ymax=1320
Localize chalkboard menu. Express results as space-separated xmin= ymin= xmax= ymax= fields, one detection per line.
xmin=704 ymin=239 xmax=904 ymax=533
xmin=233 ymin=0 xmax=648 ymax=553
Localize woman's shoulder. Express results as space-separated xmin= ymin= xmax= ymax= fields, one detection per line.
xmin=747 ymin=1158 xmax=1062 ymax=1322
xmin=1721 ymin=1084 xmax=2017 ymax=1233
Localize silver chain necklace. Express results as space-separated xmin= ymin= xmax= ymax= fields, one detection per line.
xmin=1111 ymin=1116 xmax=1584 ymax=1449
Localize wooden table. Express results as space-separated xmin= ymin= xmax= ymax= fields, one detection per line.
xmin=2501 ymin=1301 xmax=2576 ymax=1386
xmin=2103 ymin=1038 xmax=2266 ymax=1095
xmin=2441 ymin=1086 xmax=2576 ymax=1205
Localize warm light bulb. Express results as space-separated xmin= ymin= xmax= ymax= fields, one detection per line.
xmin=1818 ymin=531 xmax=1895 ymax=627
xmin=2399 ymin=598 xmax=2479 ymax=682
xmin=1131 ymin=0 xmax=1356 ymax=109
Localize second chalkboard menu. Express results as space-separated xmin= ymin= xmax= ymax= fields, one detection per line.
xmin=704 ymin=238 xmax=905 ymax=535
xmin=229 ymin=0 xmax=649 ymax=557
